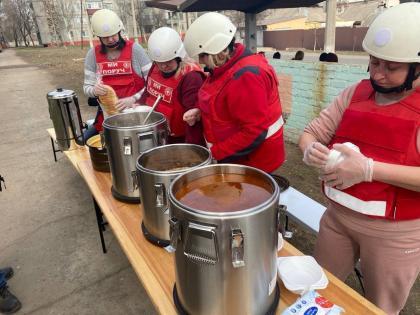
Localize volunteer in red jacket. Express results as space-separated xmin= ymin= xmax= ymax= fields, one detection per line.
xmin=83 ymin=9 xmax=151 ymax=140
xmin=299 ymin=3 xmax=420 ymax=314
xmin=183 ymin=12 xmax=285 ymax=173
xmin=140 ymin=27 xmax=205 ymax=145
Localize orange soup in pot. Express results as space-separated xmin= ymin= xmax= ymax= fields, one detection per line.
xmin=175 ymin=173 xmax=272 ymax=212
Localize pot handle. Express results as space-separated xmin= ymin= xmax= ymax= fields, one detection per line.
xmin=231 ymin=228 xmax=245 ymax=268
xmin=131 ymin=170 xmax=139 ymax=192
xmin=169 ymin=217 xmax=180 ymax=250
xmin=154 ymin=183 xmax=167 ymax=209
xmin=71 ymin=95 xmax=85 ymax=146
xmin=184 ymin=222 xmax=218 ymax=265
xmin=157 ymin=128 xmax=168 ymax=146
xmin=277 ymin=204 xmax=293 ymax=239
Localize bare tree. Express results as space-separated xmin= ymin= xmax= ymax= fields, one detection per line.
xmin=0 ymin=0 xmax=35 ymax=47
xmin=56 ymin=0 xmax=76 ymax=45
xmin=135 ymin=0 xmax=150 ymax=41
xmin=41 ymin=0 xmax=64 ymax=46
xmin=151 ymin=8 xmax=167 ymax=29
xmin=115 ymin=0 xmax=131 ymax=36
xmin=0 ymin=0 xmax=37 ymax=47
xmin=16 ymin=0 xmax=36 ymax=46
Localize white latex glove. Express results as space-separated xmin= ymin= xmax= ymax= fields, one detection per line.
xmin=302 ymin=142 xmax=330 ymax=169
xmin=183 ymin=108 xmax=201 ymax=126
xmin=93 ymin=83 xmax=108 ymax=96
xmin=115 ymin=96 xmax=136 ymax=111
xmin=320 ymin=143 xmax=374 ymax=190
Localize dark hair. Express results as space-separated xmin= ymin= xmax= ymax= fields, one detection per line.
xmin=320 ymin=52 xmax=338 ymax=63
xmin=273 ymin=51 xmax=281 ymax=59
xmin=292 ymin=50 xmax=304 ymax=61
xmin=99 ymin=32 xmax=126 ymax=54
xmin=227 ymin=37 xmax=236 ymax=53
xmin=319 ymin=52 xmax=328 ymax=62
xmin=325 ymin=52 xmax=338 ymax=63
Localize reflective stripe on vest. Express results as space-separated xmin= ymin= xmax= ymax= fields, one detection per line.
xmin=324 ymin=185 xmax=386 ymax=217
xmin=205 ymin=115 xmax=284 ymax=149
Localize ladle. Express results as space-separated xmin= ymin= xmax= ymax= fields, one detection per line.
xmin=143 ymin=95 xmax=162 ymax=124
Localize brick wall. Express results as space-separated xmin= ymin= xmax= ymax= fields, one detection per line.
xmin=269 ymin=60 xmax=369 ymax=143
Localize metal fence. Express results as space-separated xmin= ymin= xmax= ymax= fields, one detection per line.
xmin=263 ymin=27 xmax=369 ymax=51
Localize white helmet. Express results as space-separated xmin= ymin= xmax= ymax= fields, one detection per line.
xmin=184 ymin=12 xmax=236 ymax=57
xmin=91 ymin=9 xmax=123 ymax=37
xmin=362 ymin=3 xmax=420 ymax=63
xmin=148 ymin=27 xmax=186 ymax=62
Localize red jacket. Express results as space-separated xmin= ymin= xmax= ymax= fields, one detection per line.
xmin=145 ymin=62 xmax=204 ymax=138
xmin=94 ymin=40 xmax=145 ymax=131
xmin=325 ymin=79 xmax=420 ymax=220
xmin=198 ymin=44 xmax=285 ymax=173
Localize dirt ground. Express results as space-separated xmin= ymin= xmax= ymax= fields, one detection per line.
xmin=15 ymin=46 xmax=419 ymax=314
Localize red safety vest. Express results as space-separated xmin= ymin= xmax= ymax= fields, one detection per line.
xmin=145 ymin=63 xmax=204 ymax=137
xmin=94 ymin=41 xmax=145 ymax=131
xmin=325 ymin=79 xmax=420 ymax=220
xmin=198 ymin=52 xmax=285 ymax=173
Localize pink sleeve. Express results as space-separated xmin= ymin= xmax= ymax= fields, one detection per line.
xmin=304 ymin=84 xmax=358 ymax=145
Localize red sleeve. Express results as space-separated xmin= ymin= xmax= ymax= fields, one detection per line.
xmin=179 ymin=71 xmax=206 ymax=145
xmin=179 ymin=71 xmax=204 ymax=110
xmin=139 ymin=83 xmax=149 ymax=104
xmin=211 ymin=68 xmax=276 ymax=161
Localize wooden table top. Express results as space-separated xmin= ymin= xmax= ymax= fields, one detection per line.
xmin=76 ymin=158 xmax=385 ymax=315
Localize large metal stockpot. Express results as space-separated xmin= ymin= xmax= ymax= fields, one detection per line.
xmin=136 ymin=144 xmax=212 ymax=246
xmin=169 ymin=164 xmax=281 ymax=315
xmin=47 ymin=88 xmax=84 ymax=151
xmin=103 ymin=111 xmax=168 ymax=203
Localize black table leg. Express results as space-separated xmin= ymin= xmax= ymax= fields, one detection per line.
xmin=92 ymin=197 xmax=107 ymax=254
xmin=283 ymin=215 xmax=294 ymax=239
xmin=50 ymin=137 xmax=62 ymax=162
xmin=50 ymin=137 xmax=58 ymax=162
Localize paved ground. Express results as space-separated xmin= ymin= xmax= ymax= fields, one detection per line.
xmin=0 ymin=49 xmax=156 ymax=314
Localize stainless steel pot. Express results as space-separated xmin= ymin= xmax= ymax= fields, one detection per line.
xmin=47 ymin=88 xmax=84 ymax=151
xmin=169 ymin=164 xmax=281 ymax=315
xmin=136 ymin=144 xmax=212 ymax=246
xmin=103 ymin=111 xmax=168 ymax=203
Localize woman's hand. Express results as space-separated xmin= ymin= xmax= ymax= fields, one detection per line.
xmin=115 ymin=96 xmax=136 ymax=111
xmin=93 ymin=83 xmax=108 ymax=96
xmin=302 ymin=142 xmax=330 ymax=169
xmin=320 ymin=143 xmax=373 ymax=189
xmin=183 ymin=108 xmax=201 ymax=126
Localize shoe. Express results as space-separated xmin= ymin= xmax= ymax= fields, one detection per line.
xmin=0 ymin=286 xmax=21 ymax=314
xmin=0 ymin=268 xmax=13 ymax=281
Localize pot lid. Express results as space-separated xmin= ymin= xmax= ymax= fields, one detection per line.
xmin=47 ymin=88 xmax=76 ymax=99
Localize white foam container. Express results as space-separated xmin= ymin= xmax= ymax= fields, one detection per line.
xmin=277 ymin=255 xmax=328 ymax=295
xmin=122 ymin=105 xmax=151 ymax=113
xmin=326 ymin=142 xmax=360 ymax=170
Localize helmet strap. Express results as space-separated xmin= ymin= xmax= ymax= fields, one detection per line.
xmin=161 ymin=59 xmax=181 ymax=78
xmin=370 ymin=63 xmax=419 ymax=94
xmin=99 ymin=32 xmax=125 ymax=53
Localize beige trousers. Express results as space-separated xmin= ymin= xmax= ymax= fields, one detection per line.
xmin=314 ymin=204 xmax=420 ymax=315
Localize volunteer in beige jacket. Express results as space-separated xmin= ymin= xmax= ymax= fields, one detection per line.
xmin=299 ymin=3 xmax=420 ymax=314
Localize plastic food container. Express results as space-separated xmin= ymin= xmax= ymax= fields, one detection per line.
xmin=326 ymin=142 xmax=360 ymax=170
xmin=277 ymin=256 xmax=328 ymax=295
